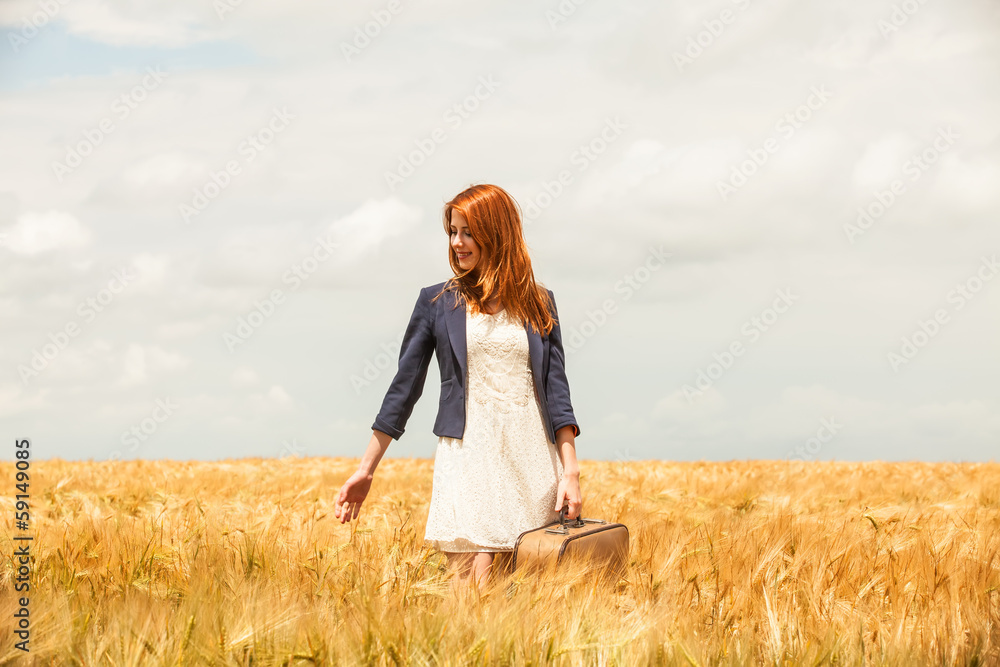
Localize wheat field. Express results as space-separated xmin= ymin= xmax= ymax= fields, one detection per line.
xmin=1 ymin=458 xmax=998 ymax=666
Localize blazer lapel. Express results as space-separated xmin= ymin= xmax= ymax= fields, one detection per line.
xmin=443 ymin=285 xmax=468 ymax=386
xmin=442 ymin=283 xmax=545 ymax=394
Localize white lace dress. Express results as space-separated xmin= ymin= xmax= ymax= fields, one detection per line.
xmin=423 ymin=305 xmax=565 ymax=553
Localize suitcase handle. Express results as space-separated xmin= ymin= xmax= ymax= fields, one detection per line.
xmin=559 ymin=506 xmax=585 ymax=528
xmin=544 ymin=506 xmax=608 ymax=534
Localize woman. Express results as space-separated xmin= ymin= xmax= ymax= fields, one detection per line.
xmin=334 ymin=183 xmax=582 ymax=594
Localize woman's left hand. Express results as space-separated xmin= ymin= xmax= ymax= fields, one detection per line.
xmin=555 ymin=472 xmax=582 ymax=519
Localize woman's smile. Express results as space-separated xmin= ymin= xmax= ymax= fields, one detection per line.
xmin=450 ymin=211 xmax=480 ymax=270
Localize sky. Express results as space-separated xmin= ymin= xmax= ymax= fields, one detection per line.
xmin=1 ymin=0 xmax=998 ymax=463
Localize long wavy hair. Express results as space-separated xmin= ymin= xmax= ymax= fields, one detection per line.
xmin=430 ymin=183 xmax=556 ymax=337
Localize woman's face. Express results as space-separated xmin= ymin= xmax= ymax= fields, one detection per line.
xmin=449 ymin=211 xmax=480 ymax=271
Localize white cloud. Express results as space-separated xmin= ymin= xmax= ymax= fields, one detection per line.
xmin=60 ymin=0 xmax=215 ymax=48
xmin=123 ymin=152 xmax=200 ymax=190
xmin=156 ymin=320 xmax=206 ymax=339
xmin=248 ymin=385 xmax=293 ymax=412
xmin=116 ymin=343 xmax=191 ymax=387
xmin=126 ymin=252 xmax=171 ymax=294
xmin=578 ymin=138 xmax=682 ymax=204
xmin=3 ymin=210 xmax=91 ymax=255
xmin=872 ymin=22 xmax=985 ymax=65
xmin=932 ymin=153 xmax=1000 ymax=213
xmin=231 ymin=366 xmax=260 ymax=387
xmin=267 ymin=385 xmax=292 ymax=404
xmin=851 ymin=132 xmax=915 ymax=193
xmin=804 ymin=26 xmax=882 ymax=70
xmin=0 ymin=383 xmax=49 ymax=418
xmin=327 ymin=198 xmax=423 ymax=265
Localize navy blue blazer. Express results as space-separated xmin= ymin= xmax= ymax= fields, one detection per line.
xmin=372 ymin=280 xmax=580 ymax=445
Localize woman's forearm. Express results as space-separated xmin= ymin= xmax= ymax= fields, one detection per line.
xmin=358 ymin=429 xmax=394 ymax=476
xmin=555 ymin=425 xmax=580 ymax=477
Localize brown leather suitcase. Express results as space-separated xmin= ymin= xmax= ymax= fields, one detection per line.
xmin=512 ymin=507 xmax=629 ymax=580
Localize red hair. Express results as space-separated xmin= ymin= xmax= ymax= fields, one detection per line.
xmin=432 ymin=183 xmax=556 ymax=337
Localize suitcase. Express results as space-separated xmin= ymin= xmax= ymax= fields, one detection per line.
xmin=512 ymin=507 xmax=629 ymax=580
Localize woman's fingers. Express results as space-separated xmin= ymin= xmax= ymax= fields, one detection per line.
xmin=336 ymin=492 xmax=348 ymax=521
xmin=558 ymin=488 xmax=581 ymax=519
xmin=336 ymin=490 xmax=353 ymax=523
xmin=334 ymin=478 xmax=364 ymax=523
xmin=335 ymin=495 xmax=362 ymax=523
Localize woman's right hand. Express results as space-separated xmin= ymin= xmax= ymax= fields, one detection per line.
xmin=335 ymin=470 xmax=374 ymax=523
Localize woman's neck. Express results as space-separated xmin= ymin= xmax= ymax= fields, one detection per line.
xmin=481 ymin=295 xmax=502 ymax=315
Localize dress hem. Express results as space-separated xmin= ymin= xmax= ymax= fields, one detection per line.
xmin=424 ymin=538 xmax=515 ymax=553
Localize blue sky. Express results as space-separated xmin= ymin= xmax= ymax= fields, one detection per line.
xmin=0 ymin=24 xmax=262 ymax=91
xmin=2 ymin=0 xmax=999 ymax=463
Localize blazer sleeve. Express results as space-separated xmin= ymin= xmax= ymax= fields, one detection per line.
xmin=372 ymin=287 xmax=435 ymax=440
xmin=545 ymin=289 xmax=581 ymax=438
